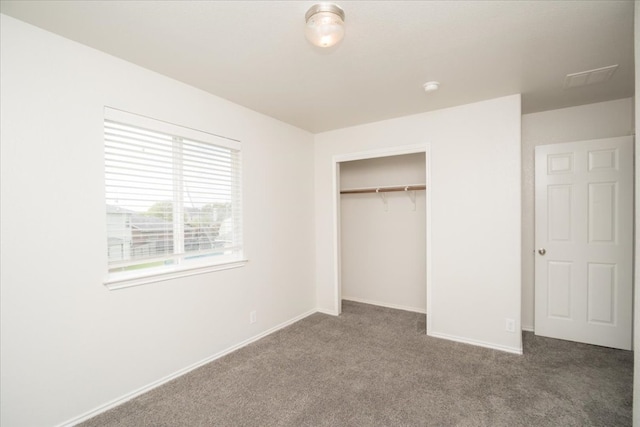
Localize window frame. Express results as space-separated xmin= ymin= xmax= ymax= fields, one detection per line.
xmin=103 ymin=107 xmax=246 ymax=290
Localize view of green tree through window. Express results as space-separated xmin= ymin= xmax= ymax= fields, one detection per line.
xmin=104 ymin=109 xmax=242 ymax=282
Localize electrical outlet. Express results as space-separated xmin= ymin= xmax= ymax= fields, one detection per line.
xmin=505 ymin=318 xmax=515 ymax=333
xmin=250 ymin=311 xmax=257 ymax=324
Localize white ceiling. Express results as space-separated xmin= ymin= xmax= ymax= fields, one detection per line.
xmin=0 ymin=0 xmax=634 ymax=133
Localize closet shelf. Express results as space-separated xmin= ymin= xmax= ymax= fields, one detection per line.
xmin=340 ymin=184 xmax=426 ymax=194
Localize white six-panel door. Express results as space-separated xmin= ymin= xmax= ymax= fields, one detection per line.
xmin=534 ymin=136 xmax=633 ymax=350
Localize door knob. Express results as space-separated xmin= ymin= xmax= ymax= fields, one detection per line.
xmin=538 ymin=248 xmax=546 ymax=255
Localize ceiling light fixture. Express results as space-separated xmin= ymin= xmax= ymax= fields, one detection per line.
xmin=423 ymin=81 xmax=440 ymax=92
xmin=305 ymin=3 xmax=345 ymax=48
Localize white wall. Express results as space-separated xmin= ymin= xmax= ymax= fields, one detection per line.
xmin=339 ymin=154 xmax=426 ymax=313
xmin=0 ymin=15 xmax=316 ymax=427
xmin=315 ymin=95 xmax=522 ymax=353
xmin=521 ymin=98 xmax=634 ymax=330
xmin=633 ymin=3 xmax=639 ymax=427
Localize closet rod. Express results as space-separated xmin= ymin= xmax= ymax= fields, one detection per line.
xmin=340 ymin=184 xmax=426 ymax=194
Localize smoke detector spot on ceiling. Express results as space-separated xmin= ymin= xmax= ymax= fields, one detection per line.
xmin=423 ymin=81 xmax=440 ymax=93
xmin=563 ymin=64 xmax=618 ymax=89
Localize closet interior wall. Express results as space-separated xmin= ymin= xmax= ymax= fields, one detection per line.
xmin=339 ymin=153 xmax=427 ymax=313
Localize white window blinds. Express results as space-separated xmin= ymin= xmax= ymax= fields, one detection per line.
xmin=104 ymin=108 xmax=242 ymax=280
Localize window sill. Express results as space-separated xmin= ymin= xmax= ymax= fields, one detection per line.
xmin=104 ymin=259 xmax=248 ymax=290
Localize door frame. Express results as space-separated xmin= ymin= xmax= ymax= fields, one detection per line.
xmin=331 ymin=143 xmax=432 ymax=334
xmin=533 ymin=136 xmax=634 ymax=350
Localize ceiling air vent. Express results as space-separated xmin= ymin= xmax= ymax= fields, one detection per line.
xmin=563 ymin=65 xmax=618 ymax=89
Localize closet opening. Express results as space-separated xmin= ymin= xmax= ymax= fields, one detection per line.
xmin=332 ymin=145 xmax=431 ymax=333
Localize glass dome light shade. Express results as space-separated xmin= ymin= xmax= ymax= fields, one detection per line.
xmin=305 ymin=4 xmax=345 ymax=48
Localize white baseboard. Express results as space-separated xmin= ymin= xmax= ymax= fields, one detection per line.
xmin=521 ymin=325 xmax=534 ymax=332
xmin=57 ymin=309 xmax=317 ymax=427
xmin=342 ymin=296 xmax=427 ymax=314
xmin=316 ymin=307 xmax=340 ymax=316
xmin=428 ymin=331 xmax=523 ymax=355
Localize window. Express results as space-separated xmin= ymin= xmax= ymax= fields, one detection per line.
xmin=104 ymin=108 xmax=244 ymax=287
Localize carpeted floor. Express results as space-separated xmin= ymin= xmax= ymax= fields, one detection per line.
xmin=80 ymin=300 xmax=633 ymax=426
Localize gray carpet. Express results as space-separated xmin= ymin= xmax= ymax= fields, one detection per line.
xmin=80 ymin=301 xmax=633 ymax=426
